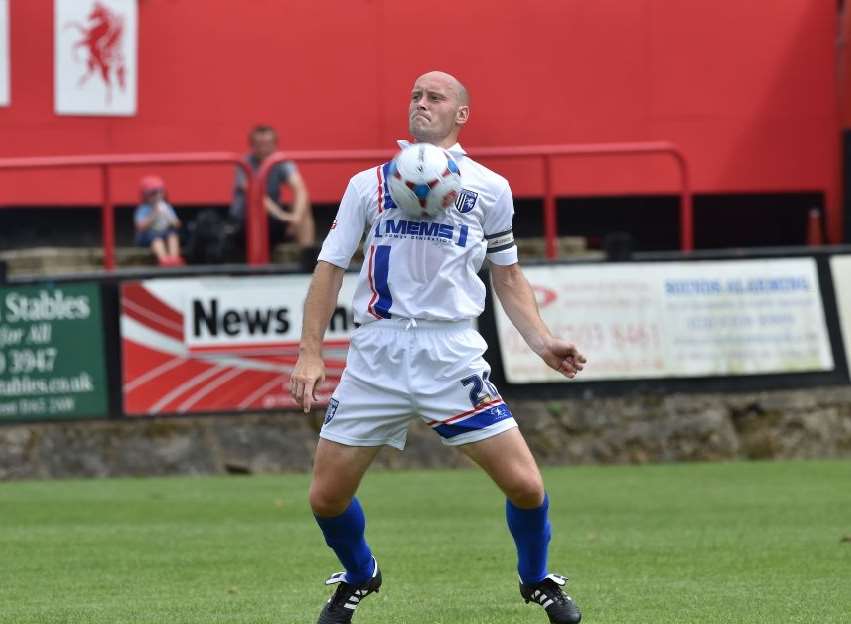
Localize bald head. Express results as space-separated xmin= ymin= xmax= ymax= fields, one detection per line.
xmin=416 ymin=70 xmax=469 ymax=106
xmin=408 ymin=71 xmax=471 ymax=148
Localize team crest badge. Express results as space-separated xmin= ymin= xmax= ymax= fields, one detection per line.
xmin=324 ymin=398 xmax=340 ymax=425
xmin=455 ymin=189 xmax=479 ymax=214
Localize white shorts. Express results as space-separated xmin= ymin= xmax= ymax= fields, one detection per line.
xmin=320 ymin=318 xmax=517 ymax=450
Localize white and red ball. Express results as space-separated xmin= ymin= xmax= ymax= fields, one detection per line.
xmin=387 ymin=143 xmax=462 ymax=219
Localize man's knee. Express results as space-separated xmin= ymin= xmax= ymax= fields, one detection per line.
xmin=309 ymin=481 xmax=353 ymax=517
xmin=505 ymin=472 xmax=546 ymax=509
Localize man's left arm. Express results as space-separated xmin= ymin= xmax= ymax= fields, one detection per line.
xmin=264 ymin=195 xmax=294 ymax=221
xmin=286 ymin=170 xmax=310 ymax=222
xmin=264 ymin=166 xmax=310 ymax=222
xmin=489 ymin=262 xmax=586 ymax=378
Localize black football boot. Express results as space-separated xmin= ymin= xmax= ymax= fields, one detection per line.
xmin=316 ymin=559 xmax=382 ymax=624
xmin=519 ymin=573 xmax=581 ymax=624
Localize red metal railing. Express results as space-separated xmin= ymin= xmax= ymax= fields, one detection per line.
xmin=0 ymin=142 xmax=691 ymax=270
xmin=250 ymin=141 xmax=692 ymax=263
xmin=0 ymin=153 xmax=253 ymax=270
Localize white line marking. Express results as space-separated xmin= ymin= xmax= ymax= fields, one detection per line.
xmin=122 ymin=298 xmax=182 ymax=332
xmin=176 ymin=367 xmax=245 ymax=412
xmin=149 ymin=365 xmax=227 ymax=414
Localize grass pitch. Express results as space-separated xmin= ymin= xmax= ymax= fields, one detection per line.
xmin=1 ymin=460 xmax=849 ymax=623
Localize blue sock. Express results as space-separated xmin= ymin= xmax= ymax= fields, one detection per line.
xmin=506 ymin=493 xmax=551 ymax=585
xmin=314 ymin=497 xmax=375 ymax=585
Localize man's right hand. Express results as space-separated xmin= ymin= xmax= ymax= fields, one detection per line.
xmin=288 ymin=351 xmax=326 ymax=413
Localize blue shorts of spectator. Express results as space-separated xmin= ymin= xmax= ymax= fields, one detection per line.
xmin=136 ymin=226 xmax=178 ymax=248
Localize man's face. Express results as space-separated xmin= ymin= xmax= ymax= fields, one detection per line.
xmin=408 ymin=75 xmax=464 ymax=145
xmin=250 ymin=131 xmax=277 ymax=161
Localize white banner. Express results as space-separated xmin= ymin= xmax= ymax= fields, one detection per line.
xmin=0 ymin=0 xmax=9 ymax=106
xmin=54 ymin=0 xmax=137 ymax=116
xmin=495 ymin=259 xmax=834 ymax=383
xmin=129 ymin=275 xmax=359 ymax=353
xmin=830 ymin=255 xmax=851 ymax=372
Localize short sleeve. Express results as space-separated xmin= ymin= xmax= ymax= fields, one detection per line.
xmin=317 ymin=179 xmax=367 ymax=269
xmin=233 ymin=164 xmax=247 ymax=190
xmin=280 ymin=161 xmax=297 ymax=180
xmin=483 ymin=183 xmax=518 ymax=265
xmin=134 ymin=204 xmax=149 ymax=226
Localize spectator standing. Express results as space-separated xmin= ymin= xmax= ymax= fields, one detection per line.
xmin=134 ymin=175 xmax=183 ymax=266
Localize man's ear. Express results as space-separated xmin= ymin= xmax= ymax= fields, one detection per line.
xmin=456 ymin=105 xmax=470 ymax=126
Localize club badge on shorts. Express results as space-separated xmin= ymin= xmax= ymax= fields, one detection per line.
xmin=324 ymin=398 xmax=340 ymax=425
xmin=455 ymin=189 xmax=479 ymax=214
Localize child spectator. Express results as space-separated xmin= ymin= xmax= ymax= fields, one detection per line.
xmin=135 ymin=175 xmax=184 ymax=266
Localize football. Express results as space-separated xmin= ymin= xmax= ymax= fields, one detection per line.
xmin=387 ymin=143 xmax=462 ymax=219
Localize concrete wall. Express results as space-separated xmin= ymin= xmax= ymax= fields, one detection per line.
xmin=2 ymin=385 xmax=849 ymax=480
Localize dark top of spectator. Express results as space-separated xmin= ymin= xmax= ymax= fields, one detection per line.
xmin=229 ymin=154 xmax=298 ymax=221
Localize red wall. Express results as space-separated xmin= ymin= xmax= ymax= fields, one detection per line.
xmin=0 ymin=1 xmax=840 ymax=236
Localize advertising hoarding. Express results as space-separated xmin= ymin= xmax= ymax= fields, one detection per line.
xmin=121 ymin=275 xmax=357 ymax=415
xmin=829 ymin=255 xmax=851 ymax=374
xmin=495 ymin=259 xmax=834 ymax=383
xmin=0 ymin=283 xmax=109 ymax=421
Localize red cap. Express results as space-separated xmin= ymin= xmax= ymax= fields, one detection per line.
xmin=140 ymin=175 xmax=165 ymax=195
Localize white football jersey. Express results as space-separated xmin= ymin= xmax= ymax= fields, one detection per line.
xmin=318 ymin=142 xmax=518 ymax=325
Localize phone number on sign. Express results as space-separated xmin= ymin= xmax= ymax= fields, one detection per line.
xmin=0 ymin=348 xmax=58 ymax=375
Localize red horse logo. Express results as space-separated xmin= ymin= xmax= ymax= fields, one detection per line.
xmin=66 ymin=2 xmax=126 ymax=103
